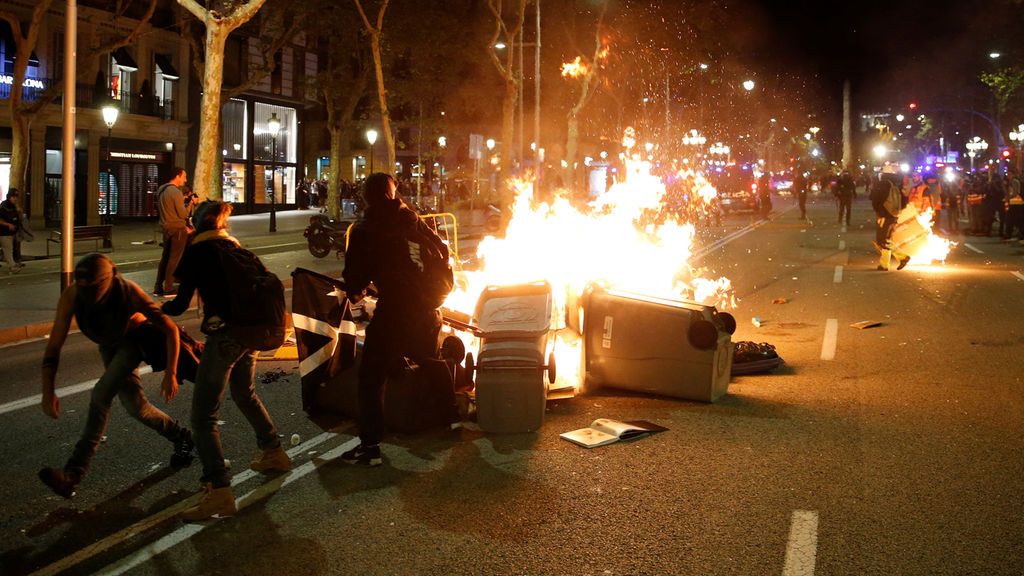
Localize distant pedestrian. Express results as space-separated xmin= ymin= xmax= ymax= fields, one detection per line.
xmin=154 ymin=168 xmax=192 ymax=296
xmin=837 ymin=170 xmax=855 ymax=226
xmin=1005 ymin=168 xmax=1024 ymax=241
xmin=757 ymin=172 xmax=772 ymax=218
xmin=38 ymin=253 xmax=193 ymax=498
xmin=0 ymin=188 xmax=24 ymax=274
xmin=794 ymin=172 xmax=808 ymax=220
xmin=162 ymin=201 xmax=291 ymax=521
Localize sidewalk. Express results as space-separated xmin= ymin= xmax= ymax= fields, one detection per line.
xmin=0 ymin=208 xmax=487 ymax=346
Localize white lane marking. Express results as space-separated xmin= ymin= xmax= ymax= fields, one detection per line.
xmin=91 ymin=435 xmax=356 ymax=576
xmin=838 ymin=240 xmax=846 ymax=251
xmin=1012 ymin=271 xmax=1024 ymax=282
xmin=0 ymin=367 xmax=154 ymax=417
xmin=963 ymin=243 xmax=984 ymax=254
xmin=820 ymin=319 xmax=838 ymax=361
xmin=30 ymin=432 xmax=341 ymax=576
xmin=833 ymin=266 xmax=843 ymax=284
xmin=840 ymin=225 xmax=847 ymax=233
xmin=782 ymin=510 xmax=819 ymax=576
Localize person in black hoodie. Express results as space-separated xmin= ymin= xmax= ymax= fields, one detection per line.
xmin=162 ymin=201 xmax=291 ymax=520
xmin=341 ymin=173 xmax=450 ymax=466
xmin=38 ymin=253 xmax=193 ymax=498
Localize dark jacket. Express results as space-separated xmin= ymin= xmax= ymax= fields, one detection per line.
xmin=162 ymin=231 xmax=238 ymax=325
xmin=343 ymin=198 xmax=447 ymax=310
xmin=0 ymin=199 xmax=18 ymax=237
xmin=870 ymin=176 xmax=903 ymax=218
xmin=75 ymin=276 xmax=163 ymax=347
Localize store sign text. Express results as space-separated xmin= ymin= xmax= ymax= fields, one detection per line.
xmin=111 ymin=152 xmax=158 ymax=160
xmin=0 ymin=75 xmax=45 ymax=90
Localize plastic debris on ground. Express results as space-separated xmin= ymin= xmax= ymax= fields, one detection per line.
xmin=260 ymin=367 xmax=288 ymax=384
xmin=751 ymin=316 xmax=763 ymax=327
xmin=731 ymin=341 xmax=784 ymax=375
xmin=772 ymin=298 xmax=788 ymax=304
xmin=850 ymin=320 xmax=882 ymax=329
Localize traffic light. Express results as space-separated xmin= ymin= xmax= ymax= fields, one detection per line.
xmin=908 ymin=102 xmax=918 ymax=110
xmin=1002 ymin=149 xmax=1012 ymax=159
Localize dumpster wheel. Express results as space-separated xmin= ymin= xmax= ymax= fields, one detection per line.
xmin=546 ymin=351 xmax=557 ymax=384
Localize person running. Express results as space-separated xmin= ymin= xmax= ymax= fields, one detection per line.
xmin=38 ymin=253 xmax=193 ymax=498
xmin=162 ymin=201 xmax=291 ymax=521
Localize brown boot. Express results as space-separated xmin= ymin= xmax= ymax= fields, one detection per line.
xmin=180 ymin=485 xmax=237 ymax=521
xmin=249 ymin=446 xmax=292 ymax=473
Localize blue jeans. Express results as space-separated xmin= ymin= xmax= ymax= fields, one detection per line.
xmin=67 ymin=342 xmax=183 ymax=476
xmin=192 ymin=331 xmax=280 ymax=488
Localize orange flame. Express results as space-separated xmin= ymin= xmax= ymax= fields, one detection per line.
xmin=908 ymin=208 xmax=955 ymax=265
xmin=561 ymin=56 xmax=589 ymax=78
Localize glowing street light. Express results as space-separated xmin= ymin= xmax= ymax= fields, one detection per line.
xmin=742 ymin=79 xmax=755 ymax=91
xmin=966 ymin=136 xmax=988 ymax=172
xmin=1009 ymin=124 xmax=1024 ymax=171
xmin=267 ymin=112 xmax=282 ymax=232
xmin=486 ymin=138 xmax=496 ymax=151
xmin=366 ymin=129 xmax=378 ymax=173
xmin=100 ymin=103 xmax=119 ymax=223
xmin=989 ymin=52 xmax=1001 ymax=59
xmin=872 ymin=143 xmax=888 ymax=159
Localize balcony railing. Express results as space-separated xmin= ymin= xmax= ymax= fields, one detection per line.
xmin=0 ymin=78 xmax=175 ymax=120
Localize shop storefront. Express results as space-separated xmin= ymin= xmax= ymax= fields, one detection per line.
xmin=99 ymin=143 xmax=172 ymax=219
xmin=220 ymin=98 xmax=300 ymax=212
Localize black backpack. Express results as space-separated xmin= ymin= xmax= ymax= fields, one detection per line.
xmin=400 ymin=224 xmax=454 ymax=309
xmin=214 ymin=240 xmax=286 ymax=351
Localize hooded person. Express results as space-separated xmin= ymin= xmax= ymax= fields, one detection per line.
xmin=38 ymin=253 xmax=193 ymax=499
xmin=870 ymin=165 xmax=911 ymax=270
xmin=340 ymin=172 xmax=455 ymax=467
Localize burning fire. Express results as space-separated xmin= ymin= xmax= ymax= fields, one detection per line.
xmin=560 ymin=56 xmax=589 ymax=78
xmin=440 ymin=146 xmax=734 ymax=390
xmin=893 ymin=205 xmax=955 ymax=266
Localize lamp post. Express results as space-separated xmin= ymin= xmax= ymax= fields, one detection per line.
xmin=267 ymin=112 xmax=281 ymax=233
xmin=1009 ymin=124 xmax=1024 ymax=172
xmin=437 ymin=135 xmax=447 ymax=211
xmin=966 ymin=136 xmax=988 ymax=173
xmin=366 ymin=129 xmax=378 ymax=175
xmin=101 ymin=103 xmax=119 ymax=224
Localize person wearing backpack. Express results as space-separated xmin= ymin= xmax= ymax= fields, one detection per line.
xmin=153 ymin=168 xmax=193 ymax=296
xmin=162 ymin=201 xmax=291 ymax=520
xmin=341 ymin=173 xmax=455 ymax=467
xmin=38 ymin=253 xmax=194 ymax=498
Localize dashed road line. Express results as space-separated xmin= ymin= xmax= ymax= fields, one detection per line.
xmin=838 ymin=240 xmax=846 ymax=251
xmin=820 ymin=319 xmax=838 ymax=361
xmin=0 ymin=367 xmax=154 ymax=416
xmin=29 ymin=432 xmax=343 ymax=576
xmin=1012 ymin=271 xmax=1024 ymax=282
xmin=833 ymin=266 xmax=843 ymax=284
xmin=90 ymin=435 xmax=356 ymax=576
xmin=963 ymin=243 xmax=984 ymax=254
xmin=782 ymin=510 xmax=819 ymax=576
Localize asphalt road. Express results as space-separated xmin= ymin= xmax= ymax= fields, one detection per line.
xmin=1 ymin=196 xmax=1022 ymax=576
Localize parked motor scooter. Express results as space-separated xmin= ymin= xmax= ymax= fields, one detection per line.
xmin=304 ymin=213 xmax=351 ymax=258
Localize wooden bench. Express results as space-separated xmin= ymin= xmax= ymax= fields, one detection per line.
xmin=47 ymin=225 xmax=114 ymax=257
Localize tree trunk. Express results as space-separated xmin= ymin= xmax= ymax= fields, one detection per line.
xmin=8 ymin=111 xmax=30 ymax=194
xmin=369 ymin=33 xmax=395 ymax=173
xmin=194 ymin=25 xmax=228 ymax=199
xmin=500 ymin=75 xmax=517 ymax=207
xmin=565 ymin=114 xmax=579 ymax=194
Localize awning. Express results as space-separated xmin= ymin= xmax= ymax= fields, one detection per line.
xmin=154 ymin=53 xmax=179 ymax=80
xmin=112 ymin=47 xmax=138 ymax=72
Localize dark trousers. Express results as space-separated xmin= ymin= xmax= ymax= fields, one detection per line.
xmin=67 ymin=342 xmax=183 ymax=476
xmin=797 ymin=192 xmax=807 ymax=219
xmin=155 ymin=227 xmax=189 ymax=293
xmin=192 ymin=331 xmax=280 ymax=488
xmin=357 ymin=303 xmax=441 ymax=446
xmin=838 ymin=196 xmax=852 ymax=225
xmin=1007 ymin=204 xmax=1024 ymax=239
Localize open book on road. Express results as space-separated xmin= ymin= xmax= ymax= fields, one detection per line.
xmin=560 ymin=419 xmax=668 ymax=449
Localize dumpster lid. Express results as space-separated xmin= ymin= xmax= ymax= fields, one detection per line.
xmin=474 ymin=281 xmax=552 ymax=335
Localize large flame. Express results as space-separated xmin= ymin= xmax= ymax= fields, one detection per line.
xmin=560 ymin=56 xmax=589 ymax=78
xmin=908 ymin=208 xmax=955 ymax=265
xmin=893 ymin=205 xmax=955 ymax=266
xmin=441 ymin=152 xmax=734 ymax=390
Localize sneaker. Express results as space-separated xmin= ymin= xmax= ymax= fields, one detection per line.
xmin=341 ymin=444 xmax=382 ymax=467
xmin=249 ymin=445 xmax=292 ymax=473
xmin=897 ymin=257 xmax=911 ymax=270
xmin=39 ymin=467 xmax=80 ymax=499
xmin=153 ymin=287 xmax=164 ymax=296
xmin=180 ymin=485 xmax=237 ymax=521
xmin=170 ymin=428 xmax=195 ymax=467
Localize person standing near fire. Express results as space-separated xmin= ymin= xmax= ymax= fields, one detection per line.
xmin=871 ymin=165 xmax=910 ymax=270
xmin=837 ymin=170 xmax=856 ymax=226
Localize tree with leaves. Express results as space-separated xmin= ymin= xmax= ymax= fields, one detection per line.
xmin=0 ymin=0 xmax=157 ymax=196
xmin=560 ymin=1 xmax=607 ymax=194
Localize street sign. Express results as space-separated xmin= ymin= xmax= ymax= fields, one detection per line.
xmin=469 ymin=134 xmax=483 ymax=160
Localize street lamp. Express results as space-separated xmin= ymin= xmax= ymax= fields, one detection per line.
xmin=872 ymin=143 xmax=888 ymax=160
xmin=366 ymin=129 xmax=378 ymax=175
xmin=742 ymin=79 xmax=755 ymax=92
xmin=966 ymin=136 xmax=988 ymax=172
xmin=1009 ymin=124 xmax=1024 ymax=171
xmin=101 ymin=102 xmax=119 ymax=223
xmin=267 ymin=111 xmax=281 ymax=233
